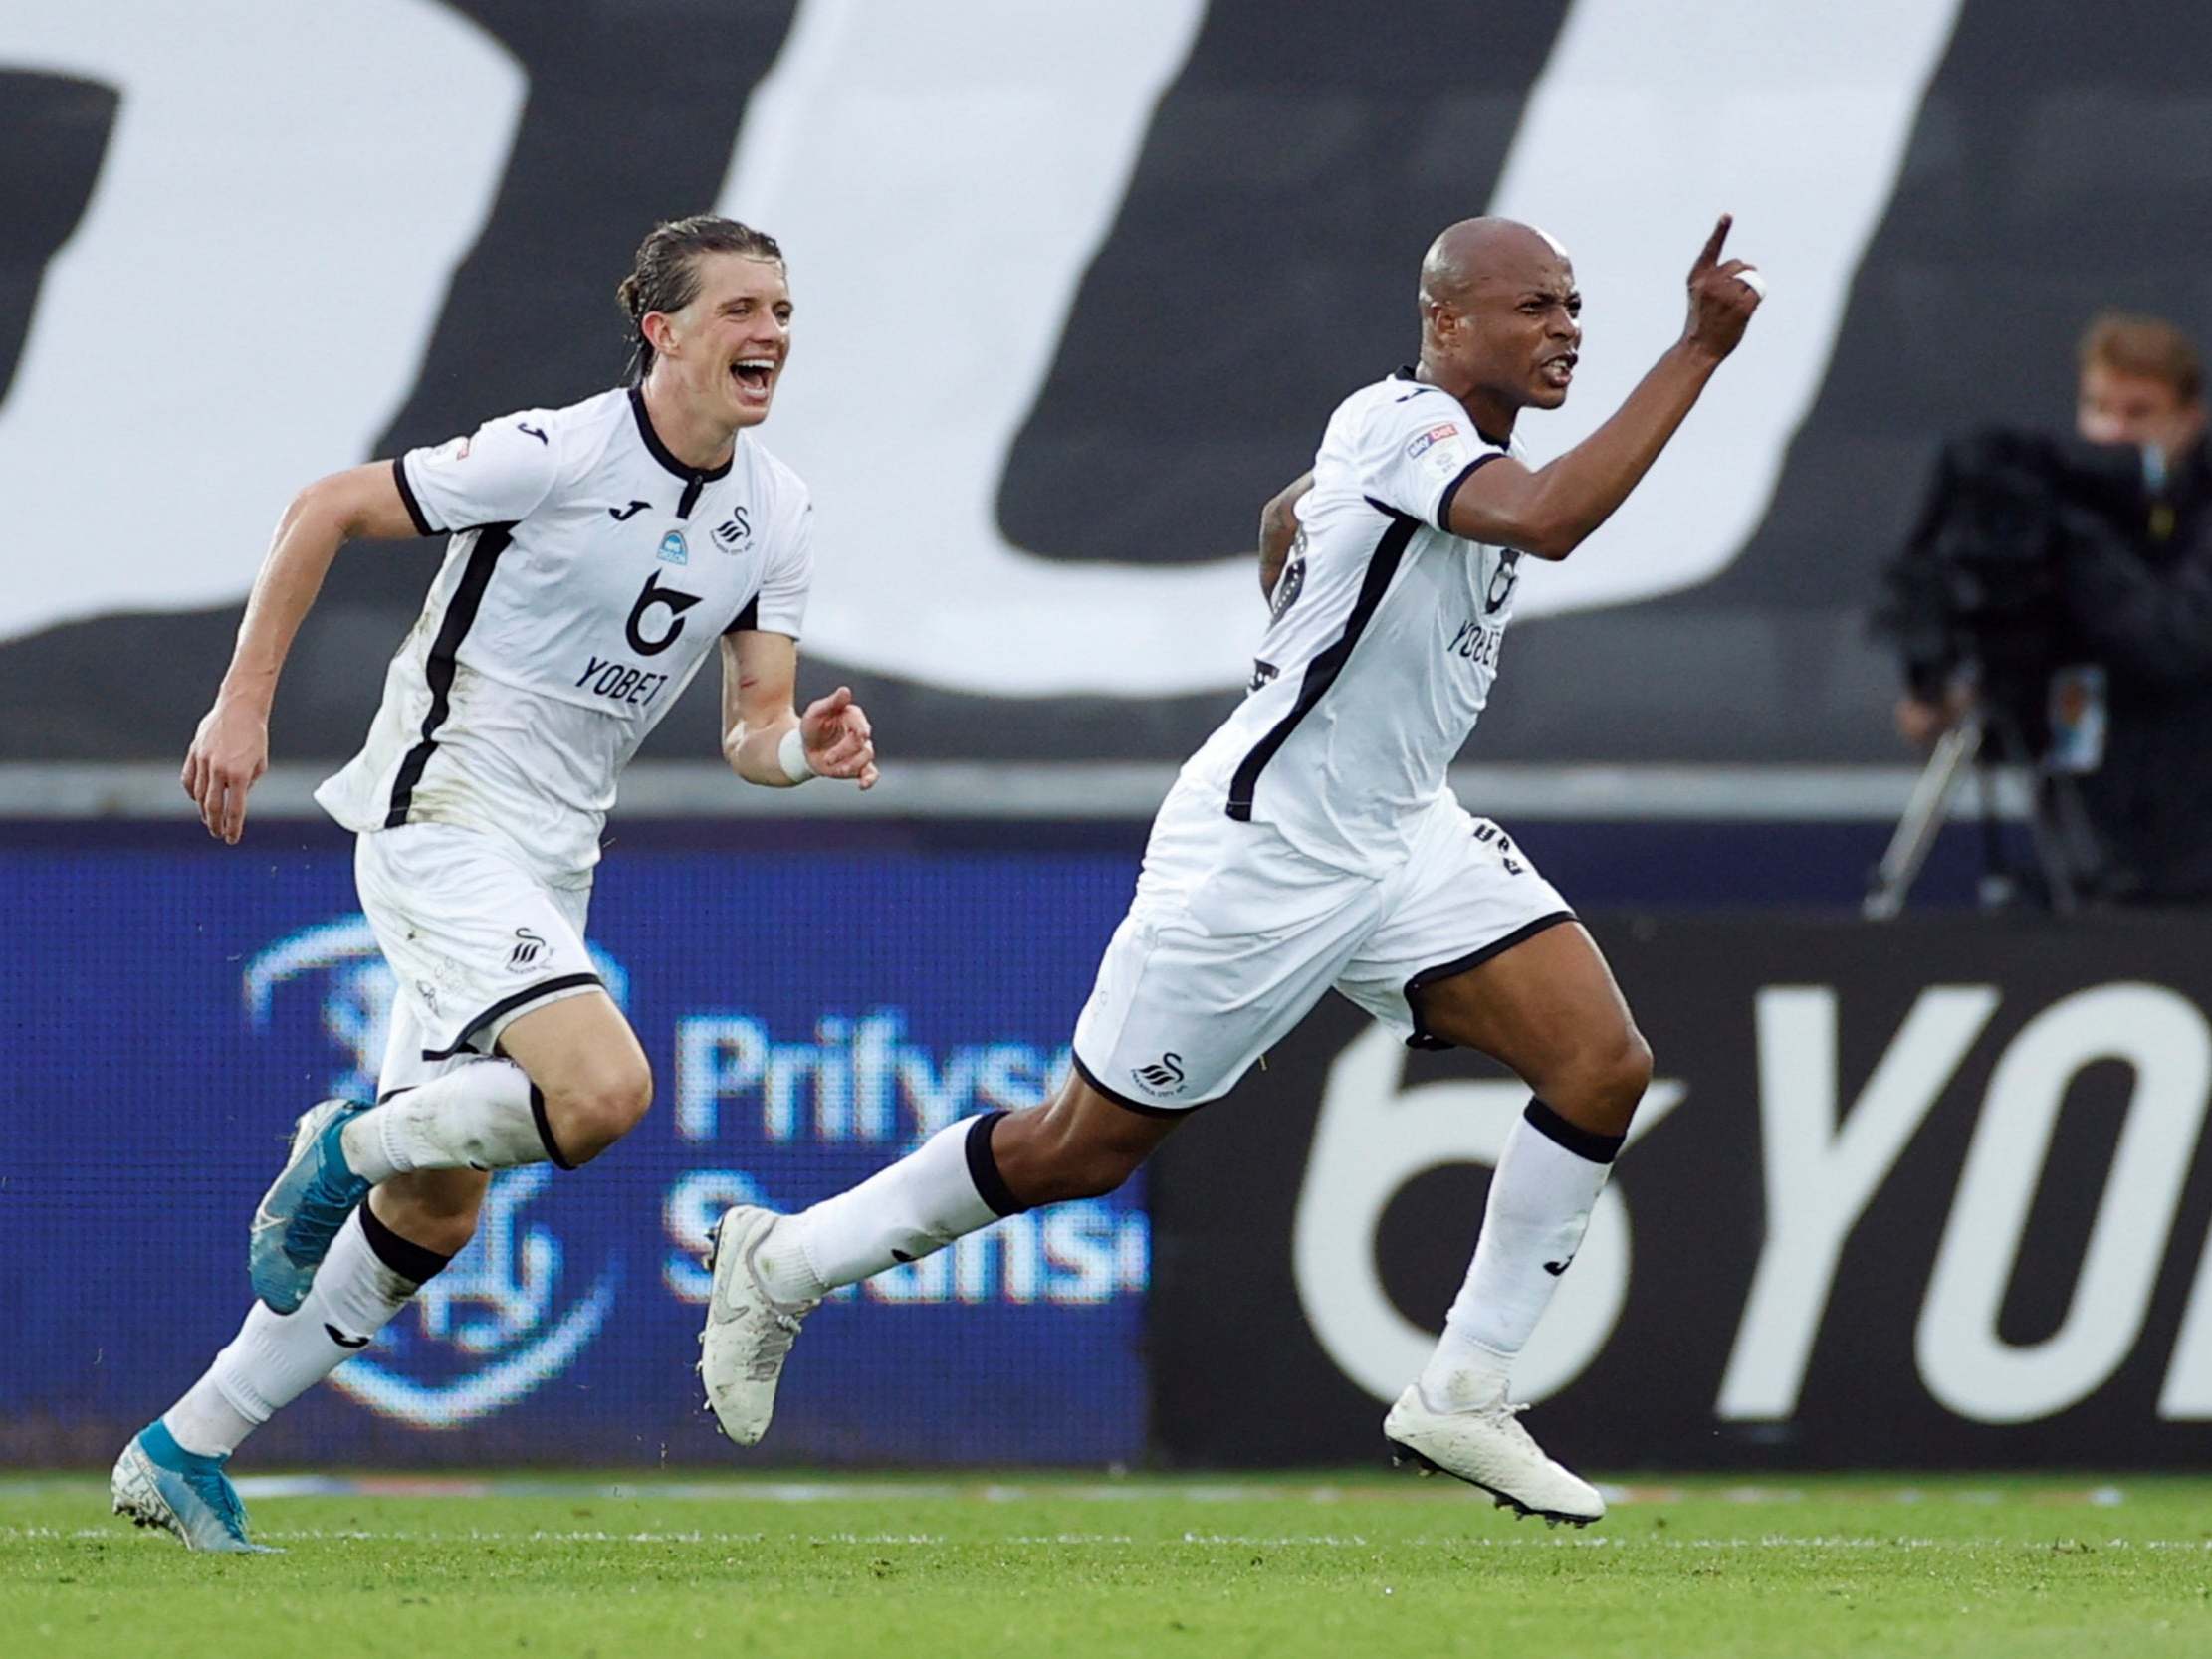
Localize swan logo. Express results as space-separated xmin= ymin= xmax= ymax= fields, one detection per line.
xmin=242 ymin=917 xmax=630 ymax=1428
xmin=1130 ymin=1052 xmax=1187 ymax=1097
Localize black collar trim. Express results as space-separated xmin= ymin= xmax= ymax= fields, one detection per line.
xmin=1392 ymin=367 xmax=1510 ymax=449
xmin=628 ymin=386 xmax=735 ymax=484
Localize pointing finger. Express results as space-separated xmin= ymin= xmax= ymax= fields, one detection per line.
xmin=1693 ymin=213 xmax=1732 ymax=272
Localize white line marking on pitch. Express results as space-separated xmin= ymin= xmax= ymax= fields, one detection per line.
xmin=13 ymin=1525 xmax=2206 ymax=1551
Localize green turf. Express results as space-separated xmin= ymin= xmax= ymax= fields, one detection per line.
xmin=5 ymin=1472 xmax=2210 ymax=1658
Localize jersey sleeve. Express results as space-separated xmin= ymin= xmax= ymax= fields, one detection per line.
xmin=1361 ymin=392 xmax=1506 ymax=534
xmin=727 ymin=491 xmax=814 ymax=639
xmin=393 ymin=410 xmax=562 ymax=535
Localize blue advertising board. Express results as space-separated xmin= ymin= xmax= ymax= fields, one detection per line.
xmin=1 ymin=832 xmax=1147 ymax=1467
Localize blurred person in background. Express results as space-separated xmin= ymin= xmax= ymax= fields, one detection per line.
xmin=111 ymin=215 xmax=876 ymax=1553
xmin=1882 ymin=312 xmax=2212 ymax=904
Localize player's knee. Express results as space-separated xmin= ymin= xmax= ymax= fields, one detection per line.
xmin=1578 ymin=1024 xmax=1653 ymax=1133
xmin=1613 ymin=1024 xmax=1655 ymax=1105
xmin=1542 ymin=1021 xmax=1651 ymax=1139
xmin=550 ymin=1058 xmax=654 ymax=1159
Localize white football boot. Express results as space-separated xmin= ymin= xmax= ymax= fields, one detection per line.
xmin=698 ymin=1205 xmax=817 ymax=1446
xmin=1384 ymin=1381 xmax=1606 ymax=1527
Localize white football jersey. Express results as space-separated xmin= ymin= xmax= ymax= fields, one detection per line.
xmin=317 ymin=387 xmax=812 ymax=879
xmin=1178 ymin=369 xmax=1525 ymax=877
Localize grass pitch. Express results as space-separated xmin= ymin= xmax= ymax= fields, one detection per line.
xmin=4 ymin=1471 xmax=2209 ymax=1658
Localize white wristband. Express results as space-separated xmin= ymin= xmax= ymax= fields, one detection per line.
xmin=776 ymin=725 xmax=815 ymax=784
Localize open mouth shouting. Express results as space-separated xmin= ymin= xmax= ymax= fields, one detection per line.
xmin=1538 ymin=349 xmax=1578 ymax=391
xmin=731 ymin=356 xmax=779 ymax=409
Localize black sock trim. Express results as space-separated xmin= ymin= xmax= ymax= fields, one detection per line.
xmin=964 ymin=1110 xmax=1027 ymax=1217
xmin=359 ymin=1200 xmax=455 ymax=1285
xmin=1522 ymin=1097 xmax=1623 ymax=1165
xmin=530 ymin=1084 xmax=576 ymax=1171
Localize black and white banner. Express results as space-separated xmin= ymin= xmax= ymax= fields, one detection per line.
xmin=3 ymin=0 xmax=2205 ymax=762
xmin=1149 ymin=914 xmax=2212 ymax=1468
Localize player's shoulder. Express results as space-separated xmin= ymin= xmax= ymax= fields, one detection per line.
xmin=518 ymin=388 xmax=635 ymax=497
xmin=449 ymin=388 xmax=624 ymax=475
xmin=535 ymin=386 xmax=634 ymax=459
xmin=737 ymin=431 xmax=812 ymax=518
xmin=1332 ymin=368 xmax=1478 ymax=449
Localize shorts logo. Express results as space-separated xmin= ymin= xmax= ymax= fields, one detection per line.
xmin=1130 ymin=1052 xmax=1188 ymax=1097
xmin=509 ymin=928 xmax=548 ymax=971
xmin=658 ymin=529 xmax=690 ymax=565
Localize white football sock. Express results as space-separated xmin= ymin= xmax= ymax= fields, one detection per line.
xmin=754 ymin=1112 xmax=1022 ymax=1304
xmin=1419 ymin=1100 xmax=1621 ymax=1413
xmin=338 ymin=1058 xmax=557 ymax=1184
xmin=162 ymin=1207 xmax=450 ymax=1458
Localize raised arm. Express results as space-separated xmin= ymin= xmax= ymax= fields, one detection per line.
xmin=182 ymin=463 xmax=426 ymax=843
xmin=1448 ymin=215 xmax=1763 ymax=559
xmin=719 ymin=628 xmax=879 ymax=790
xmin=1258 ymin=472 xmax=1313 ymax=600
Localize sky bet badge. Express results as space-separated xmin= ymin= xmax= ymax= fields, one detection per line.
xmin=658 ymin=529 xmax=689 ymax=565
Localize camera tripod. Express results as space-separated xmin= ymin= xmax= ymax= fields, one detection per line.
xmin=1863 ymin=703 xmax=2090 ymax=918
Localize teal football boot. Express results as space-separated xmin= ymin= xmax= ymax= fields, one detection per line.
xmin=249 ymin=1098 xmax=372 ymax=1313
xmin=111 ymin=1421 xmax=277 ymax=1553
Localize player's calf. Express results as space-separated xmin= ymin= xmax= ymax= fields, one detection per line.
xmin=369 ymin=1168 xmax=492 ymax=1258
xmin=699 ymin=1082 xmax=1176 ymax=1445
xmin=989 ymin=1093 xmax=1164 ymax=1205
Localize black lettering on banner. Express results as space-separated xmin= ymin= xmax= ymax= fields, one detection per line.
xmin=624 ymin=569 xmax=705 ymax=657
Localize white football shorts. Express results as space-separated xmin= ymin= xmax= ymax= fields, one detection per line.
xmin=1071 ymin=789 xmax=1574 ymax=1113
xmin=353 ymin=821 xmax=602 ymax=1092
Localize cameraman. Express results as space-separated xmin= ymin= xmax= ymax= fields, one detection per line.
xmin=1887 ymin=312 xmax=2212 ymax=903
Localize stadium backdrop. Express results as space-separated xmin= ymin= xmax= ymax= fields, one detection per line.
xmin=4 ymin=0 xmax=2207 ymax=767
xmin=7 ymin=824 xmax=2212 ymax=1470
xmin=8 ymin=0 xmax=2212 ymax=1470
